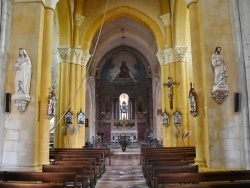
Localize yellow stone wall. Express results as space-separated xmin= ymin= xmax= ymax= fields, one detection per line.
xmin=4 ymin=1 xmax=45 ymax=170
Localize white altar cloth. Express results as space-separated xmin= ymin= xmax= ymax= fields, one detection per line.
xmin=111 ymin=129 xmax=138 ymax=143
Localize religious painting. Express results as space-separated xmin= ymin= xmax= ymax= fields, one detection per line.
xmin=64 ymin=110 xmax=73 ymax=125
xmin=100 ymin=51 xmax=147 ymax=85
xmin=137 ymin=95 xmax=144 ymax=119
xmin=77 ymin=110 xmax=85 ymax=126
xmin=101 ymin=94 xmax=111 ymax=120
xmin=162 ymin=111 xmax=169 ymax=126
xmin=173 ymin=110 xmax=182 ymax=126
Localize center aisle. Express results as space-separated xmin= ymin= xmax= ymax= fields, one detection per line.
xmin=95 ymin=154 xmax=149 ymax=188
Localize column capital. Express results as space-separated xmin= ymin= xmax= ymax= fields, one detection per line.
xmin=58 ymin=47 xmax=71 ymax=63
xmin=71 ymin=47 xmax=83 ymax=65
xmin=174 ymin=46 xmax=188 ymax=62
xmin=45 ymin=0 xmax=59 ymax=10
xmin=156 ymin=50 xmax=165 ymax=65
xmin=185 ymin=0 xmax=198 ymax=8
xmin=81 ymin=51 xmax=91 ymax=66
xmin=164 ymin=47 xmax=175 ymax=64
xmin=74 ymin=13 xmax=85 ymax=27
xmin=160 ymin=13 xmax=171 ymax=26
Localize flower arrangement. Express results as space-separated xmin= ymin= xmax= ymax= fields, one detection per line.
xmin=62 ymin=124 xmax=79 ymax=148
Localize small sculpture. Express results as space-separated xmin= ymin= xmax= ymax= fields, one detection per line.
xmin=163 ymin=77 xmax=178 ymax=109
xmin=12 ymin=48 xmax=32 ymax=111
xmin=188 ymin=83 xmax=197 ymax=117
xmin=47 ymin=86 xmax=56 ymax=119
xmin=211 ymin=46 xmax=229 ymax=103
xmin=212 ymin=47 xmax=227 ymax=86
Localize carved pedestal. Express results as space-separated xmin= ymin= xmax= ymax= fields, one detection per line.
xmin=212 ymin=85 xmax=229 ymax=104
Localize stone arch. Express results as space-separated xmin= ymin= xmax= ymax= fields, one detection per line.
xmin=81 ymin=6 xmax=165 ymax=51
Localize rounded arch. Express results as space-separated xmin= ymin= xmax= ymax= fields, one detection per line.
xmin=81 ymin=6 xmax=165 ymax=51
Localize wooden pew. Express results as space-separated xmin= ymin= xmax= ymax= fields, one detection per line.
xmin=142 ymin=156 xmax=181 ymax=177
xmin=60 ymin=157 xmax=102 ymax=179
xmin=142 ymin=151 xmax=196 ymax=176
xmin=0 ymin=182 xmax=65 ymax=188
xmin=55 ymin=161 xmax=95 ymax=188
xmin=148 ymin=165 xmax=198 ymax=188
xmin=164 ymin=182 xmax=250 ymax=188
xmin=140 ymin=146 xmax=195 ymax=164
xmin=42 ymin=165 xmax=85 ymax=188
xmin=50 ymin=147 xmax=111 ymax=166
xmin=155 ymin=170 xmax=250 ymax=188
xmin=51 ymin=152 xmax=105 ymax=175
xmin=3 ymin=171 xmax=77 ymax=188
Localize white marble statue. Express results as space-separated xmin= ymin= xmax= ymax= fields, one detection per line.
xmin=211 ymin=47 xmax=227 ymax=86
xmin=14 ymin=48 xmax=32 ymax=95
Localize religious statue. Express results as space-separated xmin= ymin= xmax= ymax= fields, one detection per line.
xmin=211 ymin=46 xmax=229 ymax=104
xmin=212 ymin=46 xmax=227 ymax=86
xmin=14 ymin=48 xmax=32 ymax=95
xmin=188 ymin=83 xmax=197 ymax=117
xmin=12 ymin=48 xmax=32 ymax=111
xmin=163 ymin=77 xmax=178 ymax=109
xmin=47 ymin=86 xmax=56 ymax=119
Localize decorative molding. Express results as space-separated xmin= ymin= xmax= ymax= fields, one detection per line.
xmin=74 ymin=13 xmax=85 ymax=27
xmin=175 ymin=46 xmax=188 ymax=62
xmin=12 ymin=94 xmax=31 ymax=112
xmin=81 ymin=50 xmax=91 ymax=66
xmin=164 ymin=47 xmax=175 ymax=64
xmin=156 ymin=50 xmax=165 ymax=65
xmin=58 ymin=47 xmax=70 ymax=63
xmin=160 ymin=13 xmax=171 ymax=26
xmin=45 ymin=0 xmax=59 ymax=10
xmin=185 ymin=0 xmax=199 ymax=8
xmin=212 ymin=85 xmax=229 ymax=104
xmin=71 ymin=47 xmax=83 ymax=65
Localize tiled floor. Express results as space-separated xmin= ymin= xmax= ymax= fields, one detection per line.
xmin=95 ymin=154 xmax=148 ymax=188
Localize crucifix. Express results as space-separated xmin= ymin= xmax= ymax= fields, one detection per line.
xmin=163 ymin=77 xmax=178 ymax=109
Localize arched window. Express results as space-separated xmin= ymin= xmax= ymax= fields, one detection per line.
xmin=119 ymin=93 xmax=129 ymax=120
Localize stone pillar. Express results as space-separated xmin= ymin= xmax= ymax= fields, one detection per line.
xmin=187 ymin=0 xmax=206 ymax=167
xmin=160 ymin=13 xmax=172 ymax=48
xmin=39 ymin=0 xmax=59 ymax=167
xmin=73 ymin=13 xmax=85 ymax=47
xmin=57 ymin=47 xmax=71 ymax=148
xmin=174 ymin=47 xmax=188 ymax=147
xmin=78 ymin=51 xmax=91 ymax=147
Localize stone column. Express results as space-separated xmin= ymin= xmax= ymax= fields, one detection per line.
xmin=73 ymin=13 xmax=85 ymax=47
xmin=174 ymin=46 xmax=188 ymax=147
xmin=78 ymin=51 xmax=91 ymax=147
xmin=39 ymin=0 xmax=59 ymax=167
xmin=57 ymin=47 xmax=71 ymax=148
xmin=160 ymin=13 xmax=172 ymax=48
xmin=186 ymin=0 xmax=206 ymax=167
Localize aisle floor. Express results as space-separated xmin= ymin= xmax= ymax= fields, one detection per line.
xmin=95 ymin=154 xmax=148 ymax=188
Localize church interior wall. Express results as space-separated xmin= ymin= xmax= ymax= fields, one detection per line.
xmin=0 ymin=0 xmax=13 ymax=166
xmin=229 ymin=0 xmax=250 ymax=169
xmin=1 ymin=0 xmax=250 ymax=171
xmin=2 ymin=1 xmax=45 ymax=170
xmin=198 ymin=0 xmax=241 ymax=169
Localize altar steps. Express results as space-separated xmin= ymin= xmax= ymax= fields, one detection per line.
xmin=108 ymin=143 xmax=141 ymax=154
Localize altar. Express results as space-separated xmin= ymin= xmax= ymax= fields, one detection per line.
xmin=111 ymin=129 xmax=138 ymax=143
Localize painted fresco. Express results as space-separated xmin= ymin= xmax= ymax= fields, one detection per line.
xmin=100 ymin=51 xmax=147 ymax=85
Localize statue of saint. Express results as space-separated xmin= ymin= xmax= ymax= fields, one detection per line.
xmin=212 ymin=47 xmax=227 ymax=86
xmin=14 ymin=48 xmax=32 ymax=95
